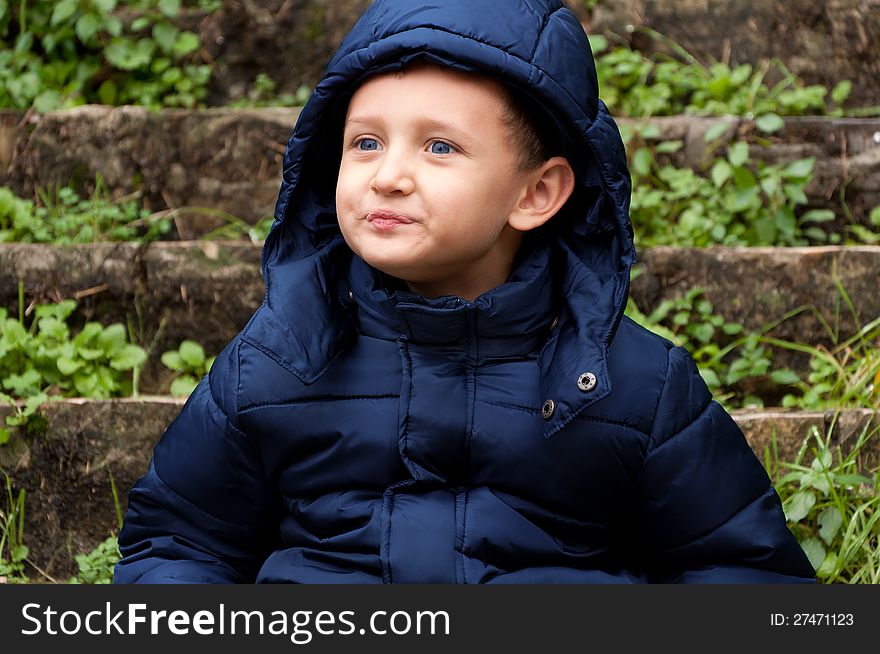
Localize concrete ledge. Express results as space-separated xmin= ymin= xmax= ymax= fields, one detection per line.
xmin=2 ymin=109 xmax=878 ymax=230
xmin=590 ymin=0 xmax=880 ymax=109
xmin=0 ymin=398 xmax=185 ymax=581
xmin=617 ymin=115 xmax=880 ymax=232
xmin=0 ymin=107 xmax=299 ymax=225
xmin=0 ymin=398 xmax=876 ymax=579
xmin=0 ymin=241 xmax=263 ymax=392
xmin=629 ymin=245 xmax=880 ymax=376
xmin=2 ymin=243 xmax=876 ymax=390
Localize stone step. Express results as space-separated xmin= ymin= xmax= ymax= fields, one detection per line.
xmin=0 ymin=106 xmax=299 ymax=226
xmin=0 ymin=398 xmax=876 ymax=580
xmin=1 ymin=243 xmax=876 ymax=393
xmin=2 ymin=109 xmax=879 ymax=232
xmin=0 ymin=241 xmax=263 ymax=393
xmin=588 ymin=0 xmax=880 ymax=110
xmin=629 ymin=245 xmax=880 ymax=375
xmin=626 ymin=115 xmax=880 ymax=237
xmin=137 ymin=1 xmax=880 ymax=110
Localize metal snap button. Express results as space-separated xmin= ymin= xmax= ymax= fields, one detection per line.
xmin=348 ymin=289 xmax=354 ymax=302
xmin=541 ymin=399 xmax=556 ymax=420
xmin=577 ymin=372 xmax=597 ymax=392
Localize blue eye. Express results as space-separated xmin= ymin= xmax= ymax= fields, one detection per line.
xmin=357 ymin=138 xmax=379 ymax=151
xmin=430 ymin=141 xmax=454 ymax=155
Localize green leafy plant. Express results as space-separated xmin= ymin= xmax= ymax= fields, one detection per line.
xmin=0 ymin=474 xmax=28 ymax=583
xmin=156 ymin=206 xmax=274 ymax=242
xmin=624 ymin=286 xmax=762 ymax=403
xmin=0 ymin=297 xmax=146 ymax=408
xmin=68 ymin=535 xmax=119 ymax=584
xmin=851 ymin=206 xmax=880 ymax=245
xmin=627 ymin=267 xmax=879 ymax=412
xmin=67 ymin=471 xmax=123 ymax=584
xmin=161 ymin=339 xmax=214 ymax=397
xmin=228 ymin=72 xmax=312 ymax=108
xmin=771 ymin=416 xmax=880 ymax=583
xmin=624 ymin=126 xmax=842 ymax=247
xmin=771 ymin=278 xmax=880 ymax=411
xmin=199 ymin=212 xmax=274 ymax=242
xmin=0 ymin=393 xmax=49 ymax=445
xmin=0 ymin=182 xmax=172 ymax=243
xmin=0 ymin=0 xmax=211 ymax=111
xmin=589 ymin=31 xmax=854 ymax=119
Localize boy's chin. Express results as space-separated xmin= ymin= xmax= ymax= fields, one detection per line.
xmin=356 ymin=253 xmax=415 ymax=283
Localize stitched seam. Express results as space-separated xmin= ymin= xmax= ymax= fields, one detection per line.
xmin=656 ymin=482 xmax=774 ymax=555
xmin=460 ymin=488 xmax=470 ymax=584
xmin=241 ymin=335 xmax=307 ymax=379
xmin=476 ymin=398 xmax=652 ymax=439
xmin=623 ymin=314 xmax=675 ymax=349
xmin=385 ymin=492 xmax=395 ymax=584
xmin=231 ymin=338 xmax=244 ymax=435
xmin=226 ymin=418 xmax=247 ymax=439
xmin=205 ymin=361 xmax=244 ymax=440
xmin=245 ymin=334 xmax=349 ymax=385
xmin=478 ymin=398 xmax=539 ymax=415
xmin=400 ymin=339 xmax=413 ymax=465
xmin=151 ymin=462 xmax=266 ymax=530
xmin=647 ymin=400 xmax=714 ymax=457
xmin=465 ymin=310 xmax=478 ymax=485
xmin=646 ymin=347 xmax=673 ymax=431
xmin=130 ymin=560 xmax=244 ymax=584
xmin=633 ymin=345 xmax=674 ymax=483
xmin=646 ymin=345 xmax=675 ymax=452
xmin=528 ymin=6 xmax=560 ymax=63
xmin=571 ymin=414 xmax=651 ymax=439
xmin=240 ymin=394 xmax=398 ymax=414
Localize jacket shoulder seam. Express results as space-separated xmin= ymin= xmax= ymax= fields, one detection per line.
xmin=653 ymin=480 xmax=774 ymax=555
xmin=207 ymin=341 xmax=242 ymax=435
xmin=647 ymin=398 xmax=715 ymax=456
xmin=646 ymin=345 xmax=714 ymax=454
xmin=572 ymin=413 xmax=651 ymax=439
xmin=150 ymin=460 xmax=267 ymax=530
xmin=642 ymin=343 xmax=674 ymax=463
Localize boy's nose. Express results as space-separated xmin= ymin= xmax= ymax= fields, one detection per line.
xmin=370 ymin=152 xmax=415 ymax=195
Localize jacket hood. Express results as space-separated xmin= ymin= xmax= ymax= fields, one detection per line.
xmin=255 ymin=0 xmax=635 ymax=436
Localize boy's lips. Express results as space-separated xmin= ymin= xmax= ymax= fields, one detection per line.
xmin=365 ymin=209 xmax=415 ymax=230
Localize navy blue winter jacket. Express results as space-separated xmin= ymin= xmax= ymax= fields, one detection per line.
xmin=115 ymin=0 xmax=817 ymax=583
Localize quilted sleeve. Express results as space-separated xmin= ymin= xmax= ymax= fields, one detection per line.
xmin=633 ymin=345 xmax=817 ymax=584
xmin=114 ymin=339 xmax=278 ymax=584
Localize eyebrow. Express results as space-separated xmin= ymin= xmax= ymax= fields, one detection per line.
xmin=344 ymin=115 xmax=475 ymax=141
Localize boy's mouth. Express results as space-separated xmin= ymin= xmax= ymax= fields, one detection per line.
xmin=365 ymin=209 xmax=415 ymax=230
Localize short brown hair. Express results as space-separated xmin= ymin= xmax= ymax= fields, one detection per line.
xmin=497 ymin=84 xmax=556 ymax=173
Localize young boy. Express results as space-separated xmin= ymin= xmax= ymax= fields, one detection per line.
xmin=114 ymin=0 xmax=817 ymax=584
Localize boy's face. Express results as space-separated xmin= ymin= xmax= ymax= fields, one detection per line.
xmin=335 ymin=62 xmax=531 ymax=300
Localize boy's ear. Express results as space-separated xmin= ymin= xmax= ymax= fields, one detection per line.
xmin=507 ymin=156 xmax=576 ymax=232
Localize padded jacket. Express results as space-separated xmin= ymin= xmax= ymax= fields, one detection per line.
xmin=114 ymin=0 xmax=817 ymax=583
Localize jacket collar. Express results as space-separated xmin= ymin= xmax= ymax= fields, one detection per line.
xmin=347 ymin=236 xmax=560 ymax=359
xmin=246 ymin=232 xmax=628 ymax=439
